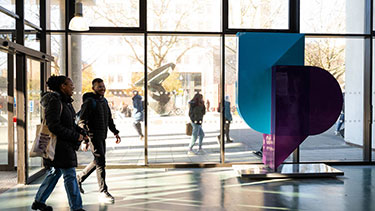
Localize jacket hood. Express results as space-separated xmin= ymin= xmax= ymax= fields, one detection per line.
xmin=41 ymin=91 xmax=60 ymax=108
xmin=133 ymin=94 xmax=142 ymax=100
xmin=82 ymin=92 xmax=97 ymax=101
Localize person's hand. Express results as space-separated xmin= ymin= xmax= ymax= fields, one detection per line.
xmin=78 ymin=134 xmax=84 ymax=142
xmin=115 ymin=134 xmax=121 ymax=144
xmin=81 ymin=142 xmax=89 ymax=152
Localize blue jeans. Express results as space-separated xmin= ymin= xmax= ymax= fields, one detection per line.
xmin=336 ymin=113 xmax=344 ymax=131
xmin=35 ymin=167 xmax=82 ymax=210
xmin=189 ymin=122 xmax=205 ymax=150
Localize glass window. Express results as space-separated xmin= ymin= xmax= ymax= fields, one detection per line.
xmin=27 ymin=58 xmax=42 ymax=176
xmin=25 ymin=33 xmax=40 ymax=51
xmin=82 ymin=0 xmax=139 ymax=27
xmin=49 ymin=0 xmax=65 ymax=30
xmin=301 ymin=0 xmax=366 ymax=34
xmin=302 ymin=37 xmax=364 ymax=162
xmin=147 ymin=0 xmax=221 ymax=32
xmin=224 ymin=36 xmax=264 ymax=163
xmin=0 ymin=51 xmax=8 ymax=164
xmin=228 ymin=0 xmax=288 ymax=29
xmin=76 ymin=34 xmax=144 ymax=165
xmin=51 ymin=34 xmax=66 ymax=75
xmin=25 ymin=0 xmax=40 ymax=27
xmin=147 ymin=35 xmax=220 ymax=164
xmin=0 ymin=13 xmax=15 ymax=29
xmin=0 ymin=0 xmax=14 ymax=12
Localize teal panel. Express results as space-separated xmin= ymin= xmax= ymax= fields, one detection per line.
xmin=236 ymin=32 xmax=305 ymax=134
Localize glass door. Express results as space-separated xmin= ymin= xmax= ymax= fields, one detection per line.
xmin=0 ymin=50 xmax=15 ymax=170
xmin=26 ymin=58 xmax=43 ymax=176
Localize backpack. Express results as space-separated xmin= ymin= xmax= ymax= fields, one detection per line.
xmin=75 ymin=97 xmax=97 ymax=124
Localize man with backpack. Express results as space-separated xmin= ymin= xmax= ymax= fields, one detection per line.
xmin=76 ymin=78 xmax=121 ymax=203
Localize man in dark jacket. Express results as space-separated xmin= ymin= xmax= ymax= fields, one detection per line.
xmin=132 ymin=90 xmax=144 ymax=140
xmin=76 ymin=78 xmax=121 ymax=204
xmin=32 ymin=75 xmax=87 ymax=211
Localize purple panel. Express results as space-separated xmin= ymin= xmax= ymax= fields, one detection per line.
xmin=264 ymin=65 xmax=343 ymax=170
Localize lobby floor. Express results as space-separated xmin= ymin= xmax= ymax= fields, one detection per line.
xmin=0 ymin=165 xmax=374 ymax=211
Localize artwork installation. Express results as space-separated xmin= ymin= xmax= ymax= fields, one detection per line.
xmin=236 ymin=32 xmax=343 ymax=170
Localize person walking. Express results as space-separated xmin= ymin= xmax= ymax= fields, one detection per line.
xmin=132 ymin=90 xmax=144 ymax=141
xmin=32 ymin=75 xmax=87 ymax=211
xmin=187 ymin=93 xmax=206 ymax=155
xmin=217 ymin=96 xmax=233 ymax=143
xmin=76 ymin=78 xmax=121 ymax=204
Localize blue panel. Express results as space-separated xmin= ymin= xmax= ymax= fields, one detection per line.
xmin=236 ymin=32 xmax=305 ymax=134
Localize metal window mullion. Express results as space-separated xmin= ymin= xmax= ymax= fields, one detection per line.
xmin=143 ymin=0 xmax=148 ymax=165
xmin=363 ymin=0 xmax=373 ymax=162
xmin=220 ymin=0 xmax=228 ymax=163
xmin=7 ymin=53 xmax=15 ymax=170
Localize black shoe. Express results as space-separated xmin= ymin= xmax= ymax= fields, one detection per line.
xmin=226 ymin=139 xmax=233 ymax=143
xmin=253 ymin=150 xmax=263 ymax=157
xmin=31 ymin=201 xmax=53 ymax=211
xmin=74 ymin=209 xmax=86 ymax=211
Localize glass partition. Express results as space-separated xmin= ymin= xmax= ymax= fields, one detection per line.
xmin=51 ymin=33 xmax=66 ymax=75
xmin=147 ymin=0 xmax=220 ymax=32
xmin=224 ymin=36 xmax=264 ymax=163
xmin=76 ymin=34 xmax=145 ymax=165
xmin=0 ymin=51 xmax=8 ymax=165
xmin=49 ymin=0 xmax=65 ymax=30
xmin=27 ymin=58 xmax=42 ymax=176
xmin=301 ymin=0 xmax=366 ymax=34
xmin=24 ymin=0 xmax=40 ymax=27
xmin=147 ymin=35 xmax=221 ymax=164
xmin=25 ymin=33 xmax=40 ymax=51
xmin=301 ymin=37 xmax=364 ymax=162
xmin=82 ymin=0 xmax=139 ymax=28
xmin=228 ymin=0 xmax=288 ymax=29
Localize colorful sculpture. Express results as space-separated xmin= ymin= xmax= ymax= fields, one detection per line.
xmin=237 ymin=33 xmax=343 ymax=170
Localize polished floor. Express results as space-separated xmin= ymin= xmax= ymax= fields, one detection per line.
xmin=0 ymin=165 xmax=374 ymax=210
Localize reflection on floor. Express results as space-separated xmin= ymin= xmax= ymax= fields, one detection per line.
xmin=74 ymin=114 xmax=370 ymax=166
xmin=0 ymin=166 xmax=374 ymax=210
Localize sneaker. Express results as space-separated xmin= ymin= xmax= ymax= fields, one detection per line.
xmin=197 ymin=149 xmax=206 ymax=155
xmin=334 ymin=131 xmax=339 ymax=136
xmin=98 ymin=191 xmax=115 ymax=204
xmin=253 ymin=150 xmax=263 ymax=157
xmin=31 ymin=201 xmax=53 ymax=211
xmin=187 ymin=149 xmax=196 ymax=155
xmin=226 ymin=139 xmax=234 ymax=143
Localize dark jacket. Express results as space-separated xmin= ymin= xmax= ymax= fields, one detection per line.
xmin=189 ymin=100 xmax=206 ymax=124
xmin=218 ymin=101 xmax=233 ymax=121
xmin=132 ymin=94 xmax=144 ymax=122
xmin=78 ymin=92 xmax=119 ymax=141
xmin=41 ymin=91 xmax=84 ymax=168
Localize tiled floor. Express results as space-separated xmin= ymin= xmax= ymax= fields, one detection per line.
xmin=0 ymin=165 xmax=374 ymax=210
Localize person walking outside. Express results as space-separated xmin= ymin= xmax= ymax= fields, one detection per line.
xmin=76 ymin=78 xmax=121 ymax=204
xmin=217 ymin=96 xmax=233 ymax=143
xmin=32 ymin=75 xmax=87 ymax=211
xmin=187 ymin=93 xmax=206 ymax=155
xmin=132 ymin=90 xmax=144 ymax=141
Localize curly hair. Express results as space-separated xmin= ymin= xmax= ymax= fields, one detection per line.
xmin=46 ymin=75 xmax=67 ymax=92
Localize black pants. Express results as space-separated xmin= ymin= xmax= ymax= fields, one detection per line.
xmin=133 ymin=122 xmax=143 ymax=137
xmin=218 ymin=122 xmax=231 ymax=140
xmin=77 ymin=138 xmax=107 ymax=193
